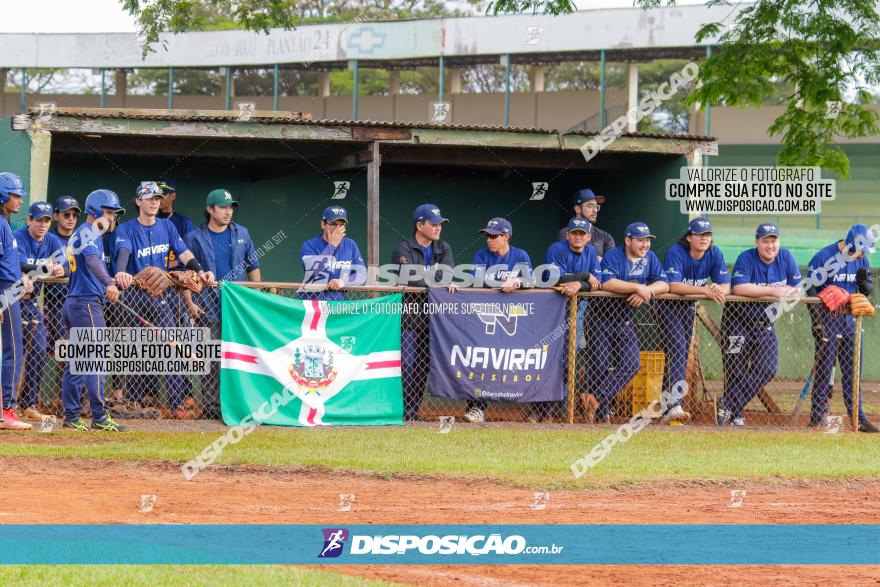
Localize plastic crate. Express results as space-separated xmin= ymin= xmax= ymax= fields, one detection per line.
xmin=620 ymin=351 xmax=665 ymax=418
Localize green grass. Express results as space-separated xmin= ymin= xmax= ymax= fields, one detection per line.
xmin=1 ymin=426 xmax=878 ymax=489
xmin=5 ymin=565 xmax=399 ymax=586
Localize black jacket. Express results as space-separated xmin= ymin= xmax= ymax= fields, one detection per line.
xmin=390 ymin=235 xmax=455 ymax=287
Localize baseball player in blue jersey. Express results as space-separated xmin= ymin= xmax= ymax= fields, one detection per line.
xmin=185 ymin=188 xmax=261 ymax=419
xmin=806 ymin=224 xmax=878 ymax=432
xmin=300 ymin=206 xmax=366 ymax=300
xmin=114 ymin=181 xmax=214 ymax=418
xmin=658 ymin=217 xmax=730 ymax=424
xmin=157 ymin=180 xmax=194 ymax=268
xmin=718 ymin=223 xmax=801 ymax=427
xmin=591 ymin=222 xmax=669 ymax=422
xmin=15 ymin=202 xmax=67 ymax=420
xmin=0 ymin=172 xmax=31 ymax=430
xmin=463 ymin=217 xmax=534 ymax=423
xmin=45 ymin=196 xmax=81 ymax=361
xmin=61 ymin=189 xmax=128 ymax=431
xmin=545 ymin=217 xmax=601 ymax=421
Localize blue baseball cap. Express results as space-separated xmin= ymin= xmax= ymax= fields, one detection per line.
xmin=567 ymin=217 xmax=591 ymax=233
xmin=322 ymin=206 xmax=348 ymax=223
xmin=845 ymin=223 xmax=877 ymax=254
xmin=625 ymin=222 xmax=655 ymax=238
xmin=53 ymin=195 xmax=81 ymax=213
xmin=28 ymin=201 xmax=53 ymax=219
xmin=573 ymin=188 xmax=606 ymax=206
xmin=755 ymin=223 xmax=780 ymax=238
xmin=688 ymin=217 xmax=713 ymax=234
xmin=480 ymin=217 xmax=512 ymax=236
xmin=413 ymin=203 xmax=448 ymax=224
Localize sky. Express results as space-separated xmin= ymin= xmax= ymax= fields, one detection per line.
xmin=0 ymin=0 xmax=712 ymax=33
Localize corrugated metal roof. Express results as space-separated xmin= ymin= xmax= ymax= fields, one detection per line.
xmin=25 ymin=107 xmax=715 ymax=142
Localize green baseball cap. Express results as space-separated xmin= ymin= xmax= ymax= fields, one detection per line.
xmin=206 ymin=188 xmax=238 ymax=207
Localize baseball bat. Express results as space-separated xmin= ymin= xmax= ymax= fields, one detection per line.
xmin=788 ymin=368 xmax=814 ymax=427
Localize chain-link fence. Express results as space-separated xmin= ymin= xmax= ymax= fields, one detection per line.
xmin=18 ymin=279 xmax=878 ymax=430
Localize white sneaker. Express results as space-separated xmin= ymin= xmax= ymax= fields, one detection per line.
xmin=662 ymin=405 xmax=691 ymax=424
xmin=463 ymin=408 xmax=485 ymax=423
xmin=732 ymin=416 xmax=746 ymax=427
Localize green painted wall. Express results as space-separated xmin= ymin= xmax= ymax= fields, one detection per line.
xmin=45 ymin=150 xmax=689 ymax=281
xmin=0 ymin=117 xmax=33 ymax=229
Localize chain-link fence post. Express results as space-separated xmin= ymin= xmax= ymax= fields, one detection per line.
xmin=566 ymin=293 xmax=577 ymax=424
xmin=852 ymin=315 xmax=862 ymax=432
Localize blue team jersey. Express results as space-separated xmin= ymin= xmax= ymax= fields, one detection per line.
xmin=663 ymin=243 xmax=730 ymax=286
xmin=599 ymin=246 xmax=667 ymax=285
xmin=115 ymin=218 xmax=188 ymax=273
xmin=0 ymin=216 xmax=21 ymax=283
xmin=14 ymin=228 xmax=65 ymax=299
xmin=808 ymin=242 xmax=871 ymax=295
xmin=544 ymin=240 xmax=600 ymax=281
xmin=50 ymin=229 xmax=74 ymax=271
xmin=731 ymin=248 xmax=802 ymax=288
xmin=472 ymin=246 xmax=532 ymax=285
xmin=67 ymin=223 xmax=110 ymax=298
xmin=300 ymin=235 xmax=366 ymax=284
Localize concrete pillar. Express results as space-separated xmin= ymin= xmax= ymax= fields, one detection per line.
xmin=389 ymin=70 xmax=400 ymax=95
xmin=627 ymin=62 xmax=638 ymax=133
xmin=115 ymin=69 xmax=127 ymax=96
xmin=529 ymin=66 xmax=546 ymax=93
xmin=28 ymin=130 xmax=52 ymax=201
xmin=0 ymin=70 xmax=6 ymax=116
xmin=318 ymin=72 xmax=331 ymax=97
xmin=448 ymin=68 xmax=462 ymax=94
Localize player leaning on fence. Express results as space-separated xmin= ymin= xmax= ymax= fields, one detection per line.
xmin=184 ymin=188 xmax=261 ymax=420
xmin=61 ymin=189 xmax=128 ymax=432
xmin=300 ymin=206 xmax=366 ymax=299
xmin=717 ymin=223 xmax=801 ymax=427
xmin=114 ymin=181 xmax=214 ymax=419
xmin=590 ymin=222 xmax=669 ymax=423
xmin=463 ymin=217 xmax=534 ymax=424
xmin=391 ymin=203 xmax=456 ymax=421
xmin=657 ymin=217 xmax=730 ymax=425
xmin=45 ymin=196 xmax=81 ymax=377
xmin=806 ymin=224 xmax=878 ymax=433
xmin=15 ymin=202 xmax=67 ymax=421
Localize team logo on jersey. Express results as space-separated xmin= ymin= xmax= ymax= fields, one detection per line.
xmin=289 ymin=344 xmax=338 ymax=393
xmin=319 ymin=528 xmax=349 ymax=558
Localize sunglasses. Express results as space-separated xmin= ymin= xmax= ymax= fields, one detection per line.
xmin=582 ymin=203 xmax=601 ymax=211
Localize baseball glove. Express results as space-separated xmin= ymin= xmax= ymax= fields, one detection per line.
xmin=818 ymin=285 xmax=850 ymax=313
xmin=848 ymin=293 xmax=876 ymax=317
xmin=133 ymin=266 xmax=173 ymax=297
xmin=167 ymin=270 xmax=204 ymax=294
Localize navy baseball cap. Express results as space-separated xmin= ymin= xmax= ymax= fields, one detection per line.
xmin=322 ymin=206 xmax=348 ymax=223
xmin=567 ymin=217 xmax=591 ymax=233
xmin=28 ymin=201 xmax=53 ymax=219
xmin=625 ymin=222 xmax=655 ymax=238
xmin=688 ymin=217 xmax=713 ymax=234
xmin=573 ymin=188 xmax=606 ymax=206
xmin=158 ymin=179 xmax=176 ymax=195
xmin=845 ymin=223 xmax=877 ymax=254
xmin=480 ymin=217 xmax=512 ymax=236
xmin=755 ymin=223 xmax=780 ymax=238
xmin=53 ymin=195 xmax=81 ymax=213
xmin=413 ymin=203 xmax=448 ymax=224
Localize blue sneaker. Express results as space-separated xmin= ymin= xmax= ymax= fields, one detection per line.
xmin=63 ymin=418 xmax=90 ymax=432
xmin=91 ymin=416 xmax=131 ymax=432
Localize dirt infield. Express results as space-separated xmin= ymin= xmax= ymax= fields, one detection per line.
xmin=1 ymin=457 xmax=878 ymax=585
